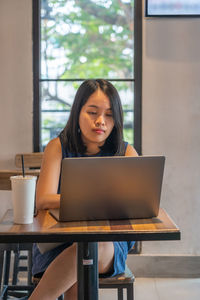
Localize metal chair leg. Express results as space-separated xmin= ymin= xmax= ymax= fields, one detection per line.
xmin=12 ymin=250 xmax=20 ymax=285
xmin=2 ymin=250 xmax=11 ymax=299
xmin=118 ymin=287 xmax=123 ymax=300
xmin=27 ymin=249 xmax=33 ymax=285
xmin=3 ymin=250 xmax=11 ymax=286
xmin=127 ymin=283 xmax=134 ymax=300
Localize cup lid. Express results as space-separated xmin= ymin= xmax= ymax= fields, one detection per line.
xmin=10 ymin=175 xmax=37 ymax=180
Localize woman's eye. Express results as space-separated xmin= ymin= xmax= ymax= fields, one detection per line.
xmin=88 ymin=111 xmax=97 ymax=115
xmin=106 ymin=114 xmax=113 ymax=117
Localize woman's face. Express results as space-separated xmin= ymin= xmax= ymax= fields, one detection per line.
xmin=79 ymin=89 xmax=114 ymax=149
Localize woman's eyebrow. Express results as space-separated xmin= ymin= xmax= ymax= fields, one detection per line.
xmin=87 ymin=105 xmax=98 ymax=108
xmin=87 ymin=105 xmax=112 ymax=110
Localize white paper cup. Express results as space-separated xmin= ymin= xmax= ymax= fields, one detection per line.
xmin=10 ymin=175 xmax=37 ymax=224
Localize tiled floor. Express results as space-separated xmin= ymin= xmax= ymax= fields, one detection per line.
xmin=99 ymin=278 xmax=200 ymax=300
xmin=5 ymin=277 xmax=200 ymax=299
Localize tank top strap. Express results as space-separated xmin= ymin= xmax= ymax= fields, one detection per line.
xmin=124 ymin=141 xmax=128 ymax=153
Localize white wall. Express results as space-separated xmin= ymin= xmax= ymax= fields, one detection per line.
xmin=0 ymin=0 xmax=200 ymax=258
xmin=142 ymin=10 xmax=200 ymax=255
xmin=0 ymin=0 xmax=32 ymax=218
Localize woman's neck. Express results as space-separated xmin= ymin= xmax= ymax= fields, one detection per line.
xmin=85 ymin=144 xmax=101 ymax=156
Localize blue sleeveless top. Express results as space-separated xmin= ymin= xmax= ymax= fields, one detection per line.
xmin=32 ymin=136 xmax=135 ymax=276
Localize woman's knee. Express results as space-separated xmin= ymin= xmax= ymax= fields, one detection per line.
xmin=98 ymin=242 xmax=114 ymax=274
xmin=63 ymin=243 xmax=77 ymax=256
xmin=98 ymin=242 xmax=113 ymax=255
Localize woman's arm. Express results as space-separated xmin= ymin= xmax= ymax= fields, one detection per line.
xmin=36 ymin=137 xmax=62 ymax=210
xmin=125 ymin=144 xmax=138 ymax=157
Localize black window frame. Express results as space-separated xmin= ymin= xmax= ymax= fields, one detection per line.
xmin=32 ymin=0 xmax=142 ymax=154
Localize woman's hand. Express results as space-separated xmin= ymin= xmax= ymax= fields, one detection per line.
xmin=36 ymin=137 xmax=62 ymax=209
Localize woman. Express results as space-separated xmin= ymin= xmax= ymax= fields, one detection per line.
xmin=30 ymin=79 xmax=138 ymax=300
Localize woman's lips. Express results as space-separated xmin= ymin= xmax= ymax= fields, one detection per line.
xmin=93 ymin=128 xmax=105 ymax=134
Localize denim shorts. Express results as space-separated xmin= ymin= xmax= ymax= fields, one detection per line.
xmin=32 ymin=241 xmax=135 ymax=278
xmin=100 ymin=241 xmax=135 ymax=278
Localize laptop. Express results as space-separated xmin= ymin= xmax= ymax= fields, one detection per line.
xmin=50 ymin=156 xmax=165 ymax=222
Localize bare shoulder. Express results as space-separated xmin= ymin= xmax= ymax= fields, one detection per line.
xmin=125 ymin=144 xmax=138 ymax=157
xmin=43 ymin=137 xmax=62 ymax=159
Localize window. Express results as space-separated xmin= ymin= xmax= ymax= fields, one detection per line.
xmin=33 ymin=0 xmax=142 ymax=153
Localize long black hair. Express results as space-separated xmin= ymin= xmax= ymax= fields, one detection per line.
xmin=60 ymin=79 xmax=125 ymax=155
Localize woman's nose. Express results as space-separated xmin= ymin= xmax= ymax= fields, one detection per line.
xmin=95 ymin=115 xmax=105 ymax=126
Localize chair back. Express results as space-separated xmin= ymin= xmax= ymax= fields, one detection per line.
xmin=0 ymin=153 xmax=43 ymax=191
xmin=15 ymin=153 xmax=43 ymax=169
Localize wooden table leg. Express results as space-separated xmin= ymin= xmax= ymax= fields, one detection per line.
xmin=77 ymin=242 xmax=98 ymax=300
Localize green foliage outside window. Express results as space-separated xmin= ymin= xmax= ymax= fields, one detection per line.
xmin=41 ymin=0 xmax=134 ymax=147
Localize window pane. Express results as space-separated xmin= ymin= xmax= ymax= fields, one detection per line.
xmin=41 ymin=0 xmax=134 ymax=79
xmin=41 ymin=81 xmax=134 ymax=149
xmin=41 ymin=81 xmax=77 ymax=147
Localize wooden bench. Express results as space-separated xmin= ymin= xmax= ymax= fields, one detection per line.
xmin=0 ymin=153 xmax=42 ymax=191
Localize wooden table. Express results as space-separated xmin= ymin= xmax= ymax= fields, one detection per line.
xmin=0 ymin=170 xmax=40 ymax=190
xmin=0 ymin=209 xmax=180 ymax=300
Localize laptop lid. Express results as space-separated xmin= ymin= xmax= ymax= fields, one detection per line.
xmin=50 ymin=156 xmax=165 ymax=222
